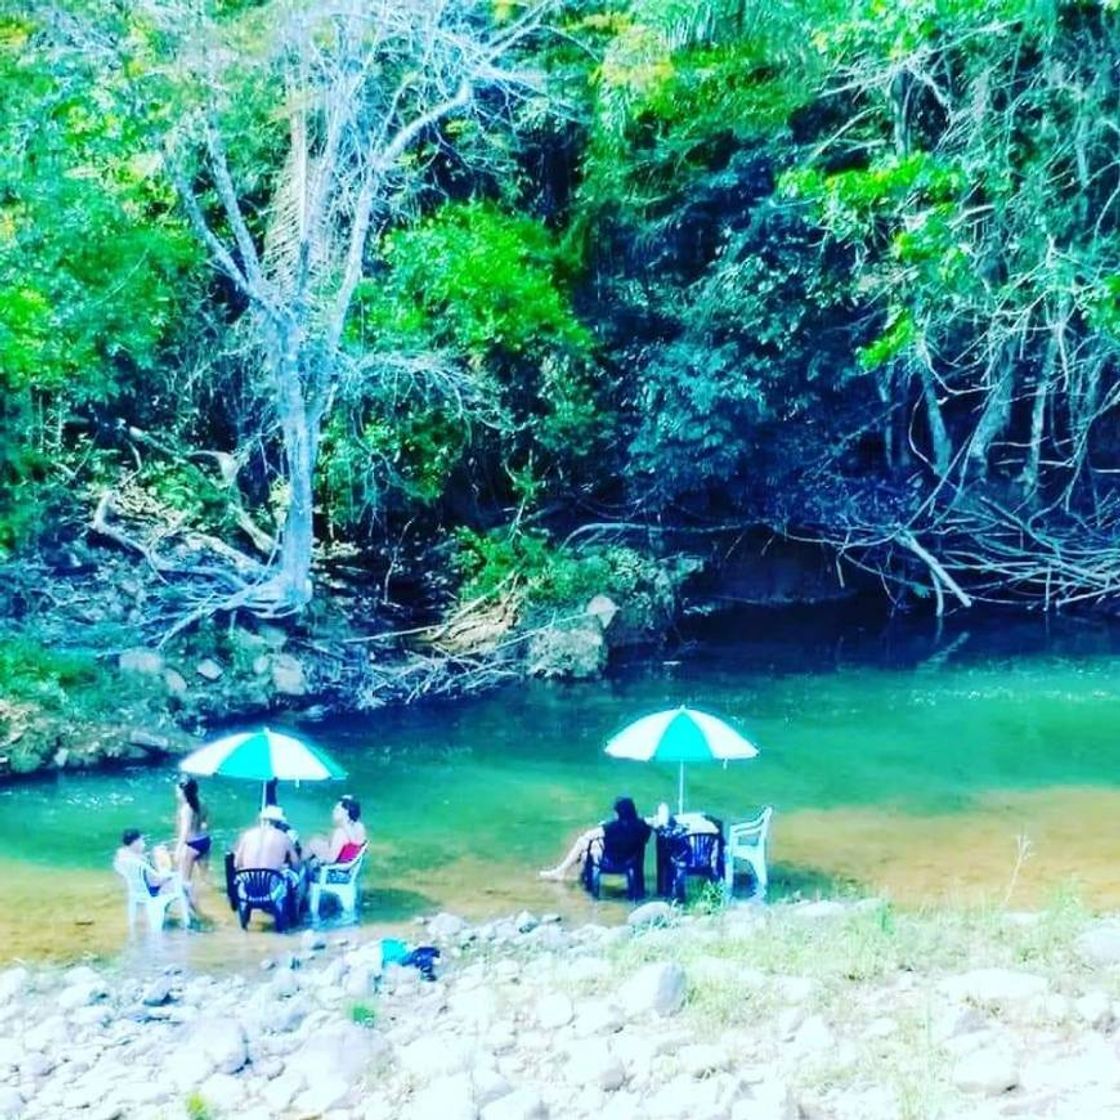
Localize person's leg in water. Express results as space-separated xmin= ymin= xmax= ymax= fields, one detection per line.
xmin=539 ymin=828 xmax=604 ymax=880
xmin=179 ymin=836 xmax=213 ymax=923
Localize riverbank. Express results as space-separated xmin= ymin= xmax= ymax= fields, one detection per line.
xmin=3 ymin=897 xmax=1120 ymax=1120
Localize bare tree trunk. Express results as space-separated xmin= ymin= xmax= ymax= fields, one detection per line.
xmin=966 ymin=359 xmax=1013 ymax=482
xmin=276 ymin=357 xmax=316 ymax=610
xmin=914 ymin=343 xmax=951 ymax=477
xmin=1021 ymin=328 xmax=1057 ymax=501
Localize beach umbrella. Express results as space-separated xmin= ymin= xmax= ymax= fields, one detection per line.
xmin=179 ymin=728 xmax=347 ymax=809
xmin=604 ymin=706 xmax=759 ymax=814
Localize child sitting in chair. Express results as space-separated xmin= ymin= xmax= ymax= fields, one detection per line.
xmin=114 ymin=829 xmax=176 ymax=896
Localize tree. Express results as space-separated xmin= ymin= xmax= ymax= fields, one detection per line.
xmin=143 ymin=0 xmax=554 ymax=619
xmin=0 ymin=6 xmax=196 ymax=555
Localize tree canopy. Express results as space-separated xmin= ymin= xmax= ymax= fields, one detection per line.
xmin=7 ymin=0 xmax=1120 ymax=627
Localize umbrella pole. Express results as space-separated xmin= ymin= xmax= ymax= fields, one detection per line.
xmin=678 ymin=762 xmax=685 ymax=815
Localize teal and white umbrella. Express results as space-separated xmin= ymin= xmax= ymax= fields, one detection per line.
xmin=180 ymin=728 xmax=347 ymax=809
xmin=604 ymin=706 xmax=759 ymax=813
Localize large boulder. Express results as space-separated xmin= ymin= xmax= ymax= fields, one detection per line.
xmin=526 ymin=620 xmax=606 ymax=681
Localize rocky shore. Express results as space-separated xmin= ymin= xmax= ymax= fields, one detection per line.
xmin=4 ymin=897 xmax=1120 ymax=1120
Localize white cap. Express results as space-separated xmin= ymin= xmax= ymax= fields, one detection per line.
xmin=261 ymin=805 xmax=286 ymax=823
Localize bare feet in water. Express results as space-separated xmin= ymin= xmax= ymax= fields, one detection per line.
xmin=538 ymin=868 xmax=564 ymax=880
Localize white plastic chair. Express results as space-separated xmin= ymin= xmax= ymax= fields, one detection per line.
xmin=723 ymin=806 xmax=773 ymax=899
xmin=115 ymin=855 xmax=190 ymax=933
xmin=309 ymin=843 xmax=367 ymax=922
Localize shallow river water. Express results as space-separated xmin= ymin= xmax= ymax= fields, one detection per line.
xmin=4 ymin=607 xmax=1120 ymax=967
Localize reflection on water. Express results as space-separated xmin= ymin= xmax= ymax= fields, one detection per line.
xmin=4 ymin=609 xmax=1120 ymax=965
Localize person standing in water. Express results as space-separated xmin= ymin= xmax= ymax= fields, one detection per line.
xmin=174 ymin=777 xmax=210 ymax=913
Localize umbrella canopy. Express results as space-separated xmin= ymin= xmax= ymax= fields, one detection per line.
xmin=604 ymin=706 xmax=759 ymax=813
xmin=180 ymin=728 xmax=347 ymax=808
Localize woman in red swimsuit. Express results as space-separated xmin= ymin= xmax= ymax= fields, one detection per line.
xmin=306 ymin=794 xmax=367 ymax=865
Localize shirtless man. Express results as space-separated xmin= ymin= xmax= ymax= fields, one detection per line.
xmin=234 ymin=805 xmax=306 ymax=913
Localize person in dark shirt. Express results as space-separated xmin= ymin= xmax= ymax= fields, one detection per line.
xmin=539 ymin=796 xmax=651 ymax=880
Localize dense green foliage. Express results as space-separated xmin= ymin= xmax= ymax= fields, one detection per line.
xmin=0 ymin=10 xmax=198 ymax=554
xmin=7 ymin=0 xmax=1120 ymax=613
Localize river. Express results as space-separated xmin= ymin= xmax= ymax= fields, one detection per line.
xmin=3 ymin=607 xmax=1120 ymax=966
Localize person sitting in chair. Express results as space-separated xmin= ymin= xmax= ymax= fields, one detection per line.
xmin=234 ymin=805 xmax=306 ymax=912
xmin=304 ymin=794 xmax=366 ymax=867
xmin=114 ymin=828 xmax=176 ymax=897
xmin=539 ymin=796 xmax=651 ymax=880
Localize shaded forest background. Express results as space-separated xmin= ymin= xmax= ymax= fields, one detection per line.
xmin=6 ymin=0 xmax=1120 ymax=652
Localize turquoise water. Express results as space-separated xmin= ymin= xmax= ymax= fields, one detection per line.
xmin=4 ymin=609 xmax=1120 ymax=962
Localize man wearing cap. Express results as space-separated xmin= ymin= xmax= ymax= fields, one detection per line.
xmin=234 ymin=805 xmax=306 ymax=914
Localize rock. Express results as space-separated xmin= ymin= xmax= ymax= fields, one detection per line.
xmin=480 ymin=1089 xmax=548 ymax=1120
xmin=572 ymin=999 xmax=624 ymax=1038
xmin=261 ymin=1070 xmax=305 ymax=1111
xmin=197 ymin=1072 xmax=242 ymax=1113
xmin=128 ymin=730 xmax=170 ymax=752
xmin=585 ymin=594 xmax=619 ymax=629
xmin=1076 ymin=925 xmax=1120 ymax=967
xmin=1075 ymin=991 xmax=1114 ymax=1030
xmin=270 ymin=653 xmax=306 ymax=696
xmin=775 ymin=975 xmax=817 ymax=1003
xmin=564 ymin=957 xmax=610 ymax=984
xmin=57 ymin=982 xmax=107 ymax=1011
xmin=627 ymin=901 xmax=673 ymax=929
xmin=0 ymin=1039 xmax=19 ymax=1070
xmin=790 ymin=900 xmax=847 ymax=920
xmin=0 ymin=968 xmax=28 ymax=1005
xmin=20 ymin=1049 xmax=54 ymax=1078
xmin=678 ymin=1043 xmax=728 ymax=1078
xmin=931 ymin=1005 xmax=988 ymax=1043
xmin=428 ymin=912 xmax=469 ymax=940
xmin=292 ymin=1075 xmax=353 ymax=1114
xmin=646 ymin=1073 xmax=731 ymax=1120
xmin=952 ymin=1042 xmax=1019 ymax=1095
xmin=939 ymin=969 xmax=1048 ymax=1008
xmin=535 ymin=993 xmax=574 ymax=1030
xmin=790 ymin=1015 xmax=833 ymax=1057
xmin=403 ymin=1072 xmax=477 ymax=1120
xmin=525 ymin=620 xmax=606 ymax=681
xmin=162 ymin=669 xmax=188 ymax=695
xmin=0 ymin=1088 xmax=22 ymax=1118
xmin=187 ymin=1017 xmax=248 ymax=1075
xmin=515 ymin=910 xmax=538 ymax=934
xmin=523 ymin=924 xmax=566 ymax=950
xmin=400 ymin=1036 xmax=475 ymax=1080
xmin=71 ymin=1004 xmax=111 ymax=1028
xmin=473 ymin=1064 xmax=513 ymax=1108
xmin=63 ymin=965 xmax=101 ymax=986
xmin=24 ymin=1017 xmax=67 ymax=1052
xmin=259 ymin=625 xmax=289 ymax=650
xmin=448 ymin=987 xmax=499 ymax=1029
xmin=195 ymin=658 xmax=224 ymax=681
xmin=619 ymin=961 xmax=687 ymax=1018
xmin=141 ymin=977 xmax=173 ymax=1006
xmin=301 ymin=930 xmax=327 ymax=952
xmin=566 ymin=1041 xmax=625 ymax=1092
xmin=119 ymin=649 xmax=164 ymax=675
xmin=730 ymin=1080 xmax=796 ymax=1120
xmin=270 ymin=969 xmax=300 ymax=999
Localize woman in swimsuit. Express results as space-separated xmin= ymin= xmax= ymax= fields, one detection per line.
xmin=305 ymin=794 xmax=367 ymax=865
xmin=175 ymin=777 xmax=211 ymax=897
